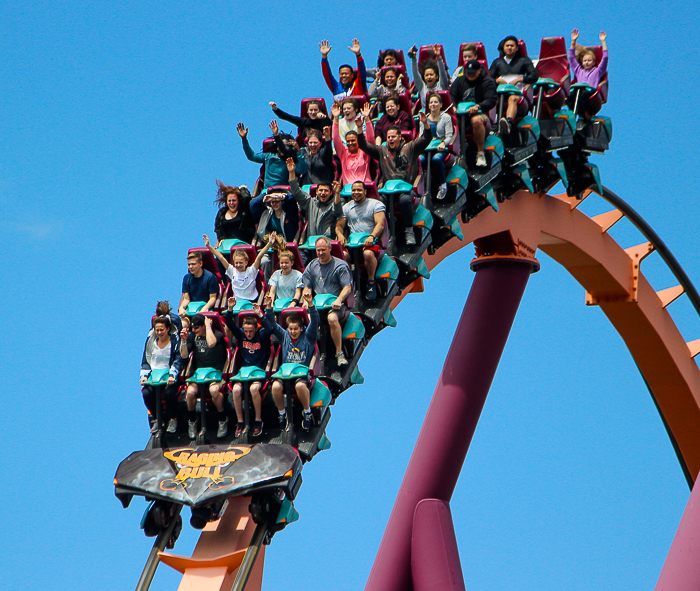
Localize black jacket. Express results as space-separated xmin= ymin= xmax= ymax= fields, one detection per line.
xmin=449 ymin=70 xmax=498 ymax=113
xmin=273 ymin=107 xmax=332 ymax=139
xmin=489 ymin=52 xmax=539 ymax=85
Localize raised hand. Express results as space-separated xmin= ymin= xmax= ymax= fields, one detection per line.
xmin=331 ymin=102 xmax=341 ymax=119
xmin=303 ymin=292 xmax=314 ymax=306
xmin=204 ymin=317 xmax=213 ymax=329
xmin=286 ymin=157 xmax=296 ymax=173
xmin=203 ymin=233 xmax=211 ymax=248
xmin=332 ymin=180 xmax=342 ymax=195
xmin=571 ymin=28 xmax=579 ymax=43
xmin=252 ymin=302 xmax=263 ymax=316
xmin=360 ymin=102 xmax=371 ymax=119
xmin=323 ymin=125 xmax=331 ymax=140
xmin=599 ymin=31 xmax=607 ymax=43
xmin=180 ymin=327 xmax=189 ymax=341
xmin=408 ymin=45 xmax=417 ymax=59
xmin=267 ymin=231 xmax=278 ymax=246
xmin=263 ymin=293 xmax=273 ymax=308
xmin=269 ymin=120 xmax=279 ymax=136
xmin=227 ymin=296 xmax=236 ymax=310
xmin=269 ymin=101 xmax=277 ymax=111
xmin=319 ymin=39 xmax=331 ymax=57
xmin=237 ymin=122 xmax=248 ymax=138
xmin=349 ymin=38 xmax=361 ymax=55
xmin=432 ymin=43 xmax=441 ymax=58
xmin=418 ymin=111 xmax=428 ymax=126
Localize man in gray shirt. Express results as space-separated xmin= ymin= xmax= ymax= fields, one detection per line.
xmin=302 ymin=236 xmax=353 ymax=366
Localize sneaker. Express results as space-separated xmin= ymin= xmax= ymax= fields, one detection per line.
xmin=336 ymin=352 xmax=348 ymax=366
xmin=150 ymin=420 xmax=159 ymax=434
xmin=235 ymin=422 xmax=245 ymax=437
xmin=404 ymin=229 xmax=416 ymax=246
xmin=499 ymin=117 xmax=511 ymax=134
xmin=217 ymin=418 xmax=229 ymax=438
xmin=365 ymin=280 xmax=377 ymax=301
xmin=278 ymin=412 xmax=288 ymax=431
xmin=436 ymin=183 xmax=447 ymax=200
xmin=302 ymin=412 xmax=313 ymax=431
xmin=253 ymin=420 xmax=264 ymax=437
xmin=576 ymin=119 xmax=584 ymax=131
xmin=475 ymin=152 xmax=487 ymax=168
xmin=188 ymin=420 xmax=197 ymax=439
xmin=166 ymin=419 xmax=177 ymax=434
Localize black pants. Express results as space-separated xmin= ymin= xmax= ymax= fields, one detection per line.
xmin=142 ymin=383 xmax=180 ymax=420
xmin=567 ymin=88 xmax=592 ymax=117
xmin=381 ymin=192 xmax=414 ymax=232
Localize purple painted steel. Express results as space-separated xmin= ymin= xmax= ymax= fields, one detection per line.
xmin=655 ymin=480 xmax=700 ymax=590
xmin=412 ymin=499 xmax=466 ymax=591
xmin=365 ymin=256 xmax=538 ymax=591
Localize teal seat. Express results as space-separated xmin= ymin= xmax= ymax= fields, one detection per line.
xmin=231 ymin=299 xmax=254 ymax=313
xmin=231 ymin=366 xmax=266 ymax=382
xmin=484 ymin=135 xmax=504 ymax=160
xmin=555 ymin=110 xmax=576 ymax=134
xmin=412 ymin=205 xmax=434 ymax=230
xmin=496 ymin=83 xmax=522 ymax=96
xmin=186 ymin=367 xmax=223 ymax=384
xmin=346 ymin=232 xmax=371 ymax=248
xmin=218 ymin=239 xmax=249 ymax=254
xmin=517 ymin=116 xmax=541 ymax=140
xmin=274 ymin=298 xmax=294 ymax=312
xmin=571 ymin=82 xmax=595 ymax=92
xmin=379 ymin=180 xmax=413 ymax=194
xmin=340 ymin=184 xmax=353 ymax=198
xmin=313 ymin=294 xmax=337 ymax=310
xmin=446 ymin=164 xmax=468 ymax=189
xmin=456 ymin=101 xmax=477 ymax=115
xmin=186 ymin=301 xmax=206 ymax=315
xmin=310 ymin=379 xmax=332 ymax=408
xmin=376 ymin=255 xmax=399 ymax=281
xmin=301 ymin=184 xmax=313 ymax=194
xmin=534 ymin=78 xmax=559 ymax=90
xmin=145 ymin=369 xmax=171 ymax=386
xmin=272 ymin=363 xmax=310 ymax=380
xmin=423 ymin=138 xmax=444 ymax=152
xmin=300 ymin=235 xmax=325 ymax=250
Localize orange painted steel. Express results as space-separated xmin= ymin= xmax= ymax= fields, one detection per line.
xmin=160 ymin=496 xmax=265 ymax=591
xmin=391 ymin=188 xmax=700 ymax=482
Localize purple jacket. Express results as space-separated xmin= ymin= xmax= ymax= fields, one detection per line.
xmin=568 ymin=48 xmax=608 ymax=88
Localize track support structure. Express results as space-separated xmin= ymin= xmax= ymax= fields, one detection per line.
xmin=365 ymin=253 xmax=539 ymax=591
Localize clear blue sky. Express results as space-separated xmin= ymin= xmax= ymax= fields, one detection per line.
xmin=2 ymin=1 xmax=700 ymax=590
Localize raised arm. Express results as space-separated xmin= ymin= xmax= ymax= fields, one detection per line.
xmin=288 ymin=158 xmax=311 ymax=209
xmin=204 ymin=233 xmax=229 ymax=269
xmin=357 ymin=130 xmax=381 ymax=160
xmin=238 ymin=123 xmax=265 ymax=164
xmin=204 ymin=317 xmax=217 ymax=347
xmin=320 ymin=39 xmax=339 ymax=94
xmin=253 ymin=233 xmax=276 ymax=270
xmin=269 ymin=101 xmax=304 ymax=128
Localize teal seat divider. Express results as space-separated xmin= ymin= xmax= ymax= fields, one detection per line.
xmin=342 ymin=313 xmax=366 ymax=340
xmin=186 ymin=301 xmax=206 ymax=315
xmin=376 ymin=255 xmax=399 ymax=280
xmin=146 ymin=369 xmax=170 ymax=386
xmin=310 ymin=380 xmax=332 ymax=408
xmin=186 ymin=367 xmax=224 ymax=384
xmin=231 ymin=366 xmax=266 ymax=382
xmin=218 ymin=239 xmax=249 ymax=254
xmin=272 ymin=363 xmax=310 ymax=380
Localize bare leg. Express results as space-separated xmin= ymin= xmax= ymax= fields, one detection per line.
xmin=271 ymin=380 xmax=285 ymax=411
xmin=210 ymin=382 xmax=224 ymax=412
xmin=328 ymin=311 xmax=343 ymax=354
xmin=506 ymin=95 xmax=519 ymax=120
xmin=232 ymin=383 xmax=244 ymax=422
xmin=471 ymin=116 xmax=485 ymax=152
xmin=295 ymin=381 xmax=311 ymax=411
xmin=250 ymin=382 xmax=262 ymax=421
xmin=364 ymin=250 xmax=378 ymax=280
xmin=186 ymin=384 xmax=198 ymax=411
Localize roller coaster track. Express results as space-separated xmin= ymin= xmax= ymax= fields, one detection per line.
xmin=161 ymin=183 xmax=700 ymax=590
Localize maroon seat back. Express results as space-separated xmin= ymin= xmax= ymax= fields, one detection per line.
xmin=188 ymin=248 xmax=224 ymax=284
xmin=457 ymin=42 xmax=488 ymax=70
xmin=418 ymin=44 xmax=448 ymax=71
xmin=380 ymin=65 xmax=408 ymax=87
xmin=229 ymin=243 xmax=258 ymax=264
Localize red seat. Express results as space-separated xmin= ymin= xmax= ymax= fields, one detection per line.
xmin=378 ymin=48 xmax=406 ymax=68
xmin=418 ymin=44 xmax=449 ymax=71
xmin=379 ymin=64 xmax=409 ymax=86
xmin=229 ymin=243 xmax=258 ymax=264
xmin=457 ymin=42 xmax=489 ymax=70
xmin=535 ymin=36 xmax=570 ymax=116
xmin=272 ymin=243 xmax=305 ymax=273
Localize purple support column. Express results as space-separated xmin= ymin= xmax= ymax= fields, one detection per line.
xmin=655 ymin=479 xmax=700 ymax=590
xmin=365 ymin=256 xmax=538 ymax=591
xmin=412 ymin=499 xmax=466 ymax=591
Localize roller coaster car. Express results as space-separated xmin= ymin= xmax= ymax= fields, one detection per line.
xmin=378 ymin=180 xmax=433 ymax=255
xmin=114 ymin=442 xmax=304 ymax=532
xmin=495 ymin=84 xmax=539 ymax=164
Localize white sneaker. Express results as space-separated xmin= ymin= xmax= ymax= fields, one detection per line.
xmin=188 ymin=420 xmax=197 ymax=439
xmin=475 ymin=152 xmax=487 ymax=168
xmin=499 ymin=117 xmax=511 ymax=134
xmin=436 ymin=183 xmax=447 ymax=200
xmin=404 ymin=229 xmax=417 ymax=246
xmin=166 ymin=418 xmax=177 ymax=433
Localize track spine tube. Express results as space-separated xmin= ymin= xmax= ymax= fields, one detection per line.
xmin=135 ymin=505 xmax=181 ymax=591
xmin=365 ymin=256 xmax=537 ymax=591
xmin=231 ymin=521 xmax=268 ymax=591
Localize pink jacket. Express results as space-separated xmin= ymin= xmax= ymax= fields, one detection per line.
xmin=333 ymin=119 xmax=375 ymax=185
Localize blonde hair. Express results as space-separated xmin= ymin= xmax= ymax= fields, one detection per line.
xmin=575 ymin=44 xmax=596 ymax=66
xmin=232 ymin=250 xmax=249 ymax=264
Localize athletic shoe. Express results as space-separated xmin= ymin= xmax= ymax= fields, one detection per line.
xmin=150 ymin=421 xmax=159 ymax=434
xmin=576 ymin=119 xmax=584 ymax=131
xmin=217 ymin=418 xmax=229 ymax=438
xmin=278 ymin=412 xmax=288 ymax=431
xmin=166 ymin=419 xmax=177 ymax=434
xmin=188 ymin=420 xmax=197 ymax=439
xmin=404 ymin=229 xmax=416 ymax=246
xmin=302 ymin=412 xmax=313 ymax=431
xmin=436 ymin=183 xmax=447 ymax=200
xmin=336 ymin=352 xmax=348 ymax=366
xmin=499 ymin=117 xmax=511 ymax=134
xmin=365 ymin=280 xmax=377 ymax=301
xmin=235 ymin=422 xmax=245 ymax=437
xmin=253 ymin=420 xmax=264 ymax=437
xmin=475 ymin=152 xmax=487 ymax=168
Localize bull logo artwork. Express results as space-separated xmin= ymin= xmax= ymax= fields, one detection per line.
xmin=159 ymin=446 xmax=251 ymax=491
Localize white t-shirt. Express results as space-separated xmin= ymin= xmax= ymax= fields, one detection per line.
xmin=150 ymin=340 xmax=171 ymax=370
xmin=226 ymin=265 xmax=259 ymax=301
xmin=269 ymin=269 xmax=304 ymax=299
xmin=342 ymin=198 xmax=386 ymax=235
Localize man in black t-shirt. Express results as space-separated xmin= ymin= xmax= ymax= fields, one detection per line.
xmin=180 ymin=314 xmax=229 ymax=438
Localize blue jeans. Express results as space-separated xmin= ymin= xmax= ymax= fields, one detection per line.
xmin=419 ymin=151 xmax=447 ymax=185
